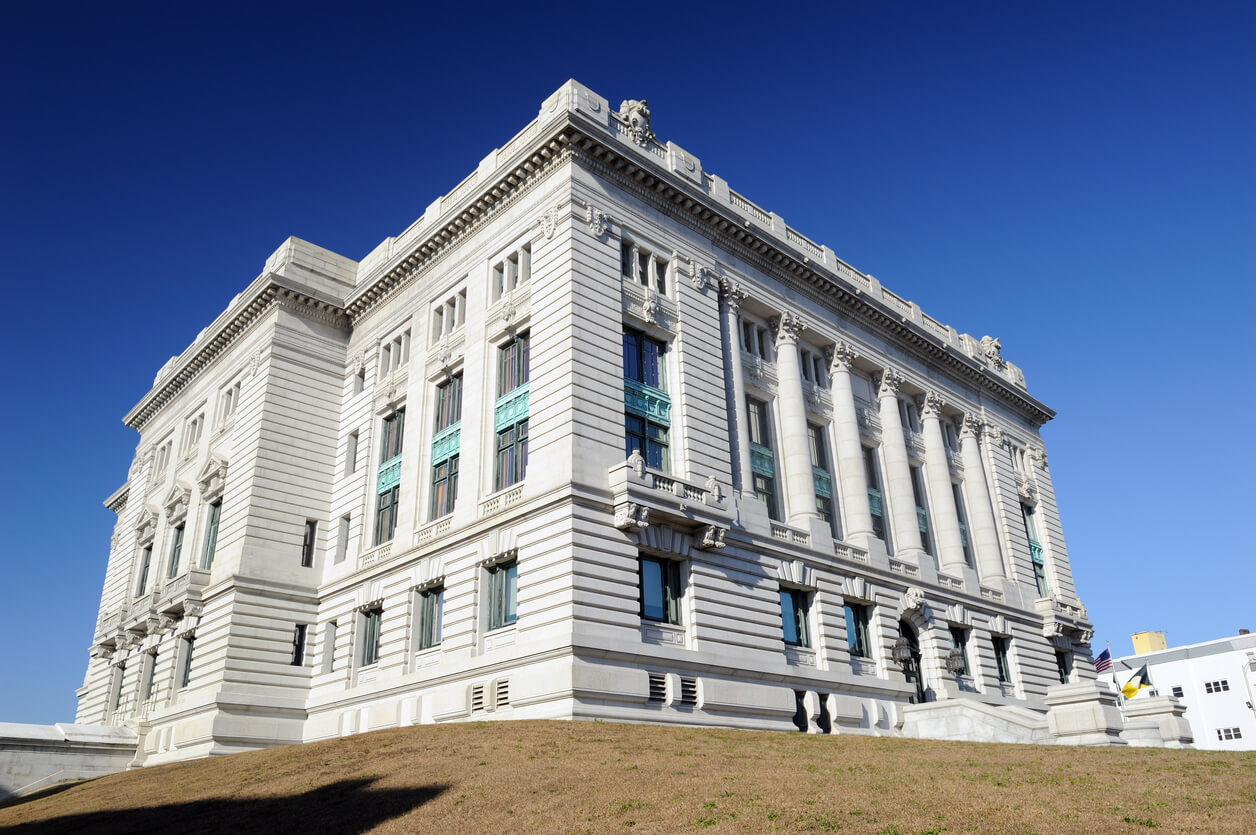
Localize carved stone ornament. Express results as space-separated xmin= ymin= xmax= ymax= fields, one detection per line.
xmin=110 ymin=531 xmax=121 ymax=551
xmin=584 ymin=203 xmax=610 ymax=237
xmin=245 ymin=349 xmax=265 ymax=378
xmin=984 ymin=423 xmax=1005 ymax=447
xmin=980 ymin=336 xmax=1005 ymax=369
xmin=704 ymin=475 xmax=724 ymax=504
xmin=900 ymin=586 xmax=926 ymax=613
xmin=827 ymin=341 xmax=858 ymax=374
xmin=719 ymin=277 xmax=747 ymax=310
xmin=618 ymin=99 xmax=655 ymax=146
xmin=1016 ymin=473 xmax=1038 ymax=503
xmin=877 ymin=368 xmax=904 ymax=399
xmin=987 ymin=614 xmax=1010 ymax=636
xmin=697 ymin=525 xmax=727 ymax=550
xmin=163 ymin=485 xmax=191 ymax=526
xmin=921 ymin=391 xmax=945 ymax=420
xmin=627 ymin=449 xmax=646 ymax=478
xmin=772 ymin=312 xmax=806 ymax=347
xmin=538 ymin=204 xmax=563 ymax=240
xmin=1029 ymin=446 xmax=1049 ymax=470
xmin=614 ymin=502 xmax=650 ymax=532
xmin=842 ymin=575 xmax=871 ymax=602
xmin=197 ymin=455 xmax=228 ymax=504
xmin=688 ymin=259 xmax=713 ymax=292
xmin=348 ymin=350 xmax=366 ymax=377
xmin=960 ymin=413 xmax=983 ymax=440
xmin=641 ymin=293 xmax=659 ymax=320
xmin=136 ymin=508 xmax=158 ymax=546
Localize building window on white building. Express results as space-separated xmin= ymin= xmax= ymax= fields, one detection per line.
xmin=430 ymin=287 xmax=467 ymax=345
xmin=1204 ymin=679 xmax=1230 ymax=694
xmin=639 ymin=555 xmax=682 ymax=626
xmin=180 ymin=413 xmax=204 ymax=457
xmin=495 ymin=332 xmax=529 ymax=491
xmin=335 ymin=515 xmax=350 ymax=564
xmin=135 ymin=545 xmax=153 ymax=596
xmin=201 ymin=500 xmax=221 ymax=569
xmin=863 ymin=446 xmax=888 ymax=543
xmin=375 ymin=408 xmax=405 ymax=546
xmin=493 ymin=244 xmax=531 ymax=301
xmin=620 ymin=240 xmax=667 ymax=294
xmin=415 ymin=587 xmax=443 ymax=651
xmin=953 ymin=483 xmax=974 ymax=567
xmin=779 ymin=588 xmax=811 ymax=649
xmin=844 ymin=603 xmax=873 ymax=659
xmin=799 ymin=347 xmax=827 ymax=387
xmin=949 ymin=626 xmax=971 ymax=676
xmin=1171 ymin=685 xmax=1184 ymax=698
xmin=291 ymin=624 xmax=307 ymax=666
xmin=178 ymin=636 xmax=195 ymax=689
xmin=740 ymin=319 xmax=773 ymax=361
xmin=141 ymin=650 xmax=157 ymax=703
xmin=486 ymin=560 xmax=518 ymax=631
xmin=623 ymin=328 xmax=669 ymax=471
xmin=1022 ymin=502 xmax=1048 ymax=596
xmin=910 ymin=465 xmax=935 ymax=557
xmin=216 ymin=382 xmax=240 ymax=428
xmin=378 ymin=329 xmax=410 ymax=379
xmin=346 ymin=430 xmax=359 ymax=476
xmin=431 ymin=374 xmax=462 ymax=519
xmin=808 ymin=424 xmax=839 ymax=537
xmin=993 ymin=636 xmax=1013 ymax=683
xmin=166 ymin=524 xmax=185 ymax=579
xmin=1217 ymin=727 xmax=1243 ymax=741
xmin=301 ymin=520 xmax=317 ymax=567
xmin=107 ymin=663 xmax=125 ymax=713
xmin=153 ymin=439 xmax=172 ymax=480
xmin=321 ymin=621 xmax=338 ymax=674
xmin=747 ymin=397 xmax=780 ymax=521
xmin=359 ymin=608 xmax=383 ymax=667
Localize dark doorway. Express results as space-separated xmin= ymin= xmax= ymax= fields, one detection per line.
xmin=900 ymin=620 xmax=926 ymax=703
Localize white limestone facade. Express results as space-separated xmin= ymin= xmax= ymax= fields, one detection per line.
xmin=77 ymin=80 xmax=1100 ymax=765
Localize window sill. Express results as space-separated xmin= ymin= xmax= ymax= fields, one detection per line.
xmin=849 ymin=656 xmax=876 ymax=676
xmin=783 ymin=645 xmax=816 ymax=667
xmin=412 ymin=647 xmax=442 ymax=671
xmin=640 ymin=621 xmax=685 ymax=647
xmin=485 ymin=625 xmax=517 ymax=652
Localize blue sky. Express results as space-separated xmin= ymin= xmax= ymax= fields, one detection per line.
xmin=1 ymin=1 xmax=1252 ymax=724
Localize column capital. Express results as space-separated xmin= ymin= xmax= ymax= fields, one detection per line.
xmin=877 ymin=368 xmax=904 ymax=399
xmin=960 ymin=412 xmax=982 ymax=440
xmin=771 ymin=311 xmax=806 ymax=347
xmin=719 ymin=277 xmax=748 ymax=310
xmin=826 ymin=341 xmax=858 ymax=374
xmin=921 ymin=391 xmax=946 ymax=420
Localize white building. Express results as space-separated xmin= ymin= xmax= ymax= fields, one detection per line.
xmin=75 ymin=80 xmax=1112 ymax=766
xmin=1104 ymin=633 xmax=1256 ymax=750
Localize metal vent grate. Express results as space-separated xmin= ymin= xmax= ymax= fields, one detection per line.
xmin=648 ymin=672 xmax=666 ymax=702
xmin=470 ymin=684 xmax=485 ymax=713
xmin=495 ymin=679 xmax=510 ymax=708
xmin=679 ymin=677 xmax=697 ymax=706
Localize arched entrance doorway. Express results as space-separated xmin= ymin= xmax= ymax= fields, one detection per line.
xmin=898 ymin=619 xmax=927 ymax=703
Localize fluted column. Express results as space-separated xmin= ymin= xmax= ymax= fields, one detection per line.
xmin=960 ymin=414 xmax=1004 ymax=580
xmin=827 ymin=343 xmax=873 ymax=541
xmin=876 ymin=369 xmax=924 ymax=556
xmin=720 ymin=279 xmax=753 ymax=494
xmin=772 ymin=312 xmax=819 ymax=524
xmin=920 ymin=393 xmax=966 ymax=572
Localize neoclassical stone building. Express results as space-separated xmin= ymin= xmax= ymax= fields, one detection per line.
xmin=79 ymin=80 xmax=1108 ymax=765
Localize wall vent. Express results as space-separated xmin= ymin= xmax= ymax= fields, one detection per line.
xmin=647 ymin=672 xmax=666 ymax=702
xmin=470 ymin=683 xmax=486 ymax=713
xmin=679 ymin=677 xmax=697 ymax=706
xmin=495 ymin=678 xmax=510 ymax=708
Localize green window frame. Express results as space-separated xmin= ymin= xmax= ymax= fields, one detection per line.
xmin=495 ymin=420 xmax=528 ymax=491
xmin=431 ymin=455 xmax=459 ymax=518
xmin=434 ymin=374 xmax=462 ymax=432
xmin=910 ymin=466 xmax=934 ymax=557
xmin=417 ymin=587 xmax=443 ymax=651
xmin=375 ymin=485 xmax=399 ymax=546
xmin=779 ymin=589 xmax=811 ymax=648
xmin=136 ymin=546 xmax=153 ymax=596
xmin=498 ymin=332 xmax=530 ymax=397
xmin=179 ymin=637 xmax=195 ymax=689
xmin=952 ymin=484 xmax=973 ymax=567
xmin=167 ymin=524 xmax=184 ymax=579
xmin=844 ymin=603 xmax=872 ymax=658
xmin=639 ymin=555 xmax=682 ymax=625
xmin=863 ymin=446 xmax=886 ymax=541
xmin=487 ymin=560 xmax=518 ymax=630
xmin=200 ymin=501 xmax=221 ymax=569
xmin=993 ymin=636 xmax=1012 ymax=683
xmin=360 ymin=608 xmax=382 ymax=667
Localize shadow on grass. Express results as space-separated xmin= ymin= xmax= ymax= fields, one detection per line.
xmin=2 ymin=777 xmax=448 ymax=834
xmin=0 ymin=780 xmax=91 ymax=809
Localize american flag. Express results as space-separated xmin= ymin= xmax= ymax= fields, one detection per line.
xmin=1094 ymin=648 xmax=1113 ymax=673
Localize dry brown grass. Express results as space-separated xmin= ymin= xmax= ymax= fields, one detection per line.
xmin=1 ymin=720 xmax=1253 ymax=833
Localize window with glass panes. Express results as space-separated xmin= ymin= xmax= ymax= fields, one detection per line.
xmin=360 ymin=608 xmax=382 ymax=666
xmin=844 ymin=603 xmax=872 ymax=658
xmin=1022 ymin=502 xmax=1048 ymax=596
xmin=375 ymin=409 xmax=405 ymax=545
xmin=487 ymin=560 xmax=518 ymax=630
xmin=431 ymin=457 xmax=458 ymax=518
xmin=993 ymin=636 xmax=1012 ymax=683
xmin=863 ymin=446 xmax=887 ymax=540
xmin=779 ymin=589 xmax=811 ymax=648
xmin=179 ymin=637 xmax=195 ymax=688
xmin=167 ymin=524 xmax=185 ymax=579
xmin=301 ymin=520 xmax=317 ymax=567
xmin=910 ymin=466 xmax=934 ymax=556
xmin=201 ymin=501 xmax=221 ymax=569
xmin=747 ymin=398 xmax=780 ymax=521
xmin=623 ymin=328 xmax=670 ymax=470
xmin=620 ymin=241 xmax=668 ymax=293
xmin=639 ymin=555 xmax=682 ymax=625
xmin=431 ymin=375 xmax=462 ymax=518
xmin=1055 ymin=650 xmax=1072 ymax=684
xmin=952 ymin=484 xmax=973 ymax=567
xmin=136 ymin=546 xmax=153 ymax=596
xmin=495 ymin=334 xmax=530 ymax=490
xmin=949 ymin=626 xmax=970 ymax=675
xmin=808 ymin=424 xmax=838 ymax=536
xmin=416 ymin=587 xmax=443 ymax=650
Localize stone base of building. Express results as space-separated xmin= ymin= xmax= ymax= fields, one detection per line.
xmin=0 ymin=722 xmax=137 ymax=800
xmin=1044 ymin=681 xmax=1127 ymax=746
xmin=1119 ymin=695 xmax=1194 ymax=748
xmin=899 ymin=699 xmax=1054 ymax=744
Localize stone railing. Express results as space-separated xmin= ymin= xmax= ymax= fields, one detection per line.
xmin=834 ymin=542 xmax=870 ymax=564
xmin=889 ymin=558 xmax=920 ymax=578
xmin=729 ymin=189 xmax=771 ymax=225
xmin=358 ymin=542 xmax=392 ymax=571
xmin=480 ymin=485 xmax=525 ymax=518
xmin=415 ymin=516 xmax=453 ymax=545
xmin=95 ymin=604 xmax=129 ymax=639
xmin=157 ymin=567 xmax=209 ymax=615
xmin=608 ymin=459 xmax=729 ymax=530
xmin=770 ymin=522 xmax=811 ymax=547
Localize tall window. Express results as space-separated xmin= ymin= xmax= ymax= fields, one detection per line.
xmin=301 ymin=520 xmax=318 ymax=567
xmin=747 ymin=398 xmax=780 ymax=521
xmin=107 ymin=664 xmax=125 ymax=713
xmin=416 ymin=587 xmax=443 ymax=651
xmin=639 ymin=555 xmax=682 ymax=625
xmin=779 ymin=589 xmax=811 ymax=648
xmin=375 ymin=487 xmax=399 ymax=546
xmin=623 ymin=329 xmax=670 ymax=470
xmin=952 ymin=484 xmax=973 ymax=567
xmin=949 ymin=626 xmax=970 ymax=676
xmin=217 ymin=382 xmax=240 ymax=427
xmin=487 ymin=560 xmax=518 ymax=630
xmin=844 ymin=603 xmax=872 ymax=658
xmin=136 ymin=546 xmax=153 ymax=596
xmin=346 ymin=430 xmax=359 ymax=475
xmin=179 ymin=637 xmax=195 ymax=688
xmin=1055 ymin=650 xmax=1072 ymax=684
xmin=910 ymin=466 xmax=934 ymax=557
xmin=1022 ymin=502 xmax=1048 ymax=596
xmin=993 ymin=636 xmax=1012 ymax=683
xmin=201 ymin=501 xmax=221 ymax=570
xmin=808 ymin=424 xmax=838 ymax=536
xmin=360 ymin=608 xmax=382 ymax=667
xmin=432 ymin=375 xmax=462 ymax=518
xmin=863 ymin=446 xmax=887 ymax=541
xmin=378 ymin=330 xmax=410 ymax=379
xmin=335 ymin=515 xmax=350 ymax=564
xmin=493 ymin=245 xmax=531 ymax=300
xmin=141 ymin=651 xmax=157 ymax=702
xmin=321 ymin=621 xmax=338 ymax=674
xmin=291 ymin=624 xmax=307 ymax=666
xmin=495 ymin=333 xmax=530 ymax=491
xmin=380 ymin=409 xmax=406 ymax=464
xmin=167 ymin=525 xmax=185 ymax=579
xmin=375 ymin=409 xmax=405 ymax=546
xmin=621 ymin=241 xmax=668 ymax=294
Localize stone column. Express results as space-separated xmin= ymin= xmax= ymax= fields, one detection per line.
xmin=877 ymin=369 xmax=924 ymax=557
xmin=772 ymin=312 xmax=819 ymax=524
xmin=719 ymin=279 xmax=753 ymax=494
xmin=920 ymin=393 xmax=966 ymax=573
xmin=827 ymin=343 xmax=873 ymax=541
xmin=960 ymin=414 xmax=1005 ymax=581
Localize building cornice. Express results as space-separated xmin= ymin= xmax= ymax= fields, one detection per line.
xmin=104 ymin=483 xmax=129 ymax=513
xmin=123 ymin=280 xmax=348 ymax=432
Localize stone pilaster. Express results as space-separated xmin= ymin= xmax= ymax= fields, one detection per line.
xmin=827 ymin=343 xmax=874 ymax=542
xmin=719 ymin=279 xmax=753 ymax=495
xmin=772 ymin=312 xmax=819 ymax=525
xmin=877 ymin=369 xmax=924 ymax=558
xmin=960 ymin=414 xmax=1005 ymax=581
xmin=920 ymin=393 xmax=966 ymax=573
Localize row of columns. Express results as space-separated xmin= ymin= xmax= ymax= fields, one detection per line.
xmin=719 ymin=280 xmax=1007 ymax=583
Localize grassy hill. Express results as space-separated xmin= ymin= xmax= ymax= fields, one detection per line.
xmin=1 ymin=720 xmax=1252 ymax=833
